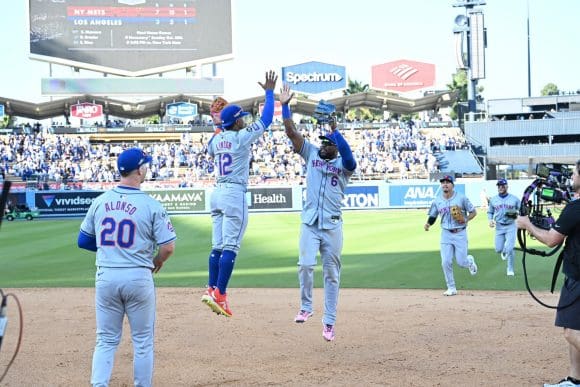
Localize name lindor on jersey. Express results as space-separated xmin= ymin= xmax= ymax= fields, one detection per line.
xmin=216 ymin=140 xmax=232 ymax=150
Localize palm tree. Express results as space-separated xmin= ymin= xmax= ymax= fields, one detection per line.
xmin=343 ymin=79 xmax=369 ymax=96
xmin=446 ymin=70 xmax=468 ymax=120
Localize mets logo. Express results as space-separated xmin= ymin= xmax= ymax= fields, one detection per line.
xmin=390 ymin=64 xmax=418 ymax=80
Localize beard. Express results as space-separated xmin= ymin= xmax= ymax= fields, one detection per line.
xmin=318 ymin=148 xmax=336 ymax=160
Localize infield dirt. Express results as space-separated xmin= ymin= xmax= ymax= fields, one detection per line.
xmin=0 ymin=288 xmax=567 ymax=386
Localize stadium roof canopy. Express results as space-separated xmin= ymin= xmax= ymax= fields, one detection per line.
xmin=0 ymin=89 xmax=458 ymax=121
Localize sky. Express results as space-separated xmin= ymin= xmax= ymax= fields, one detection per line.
xmin=0 ymin=0 xmax=578 ymax=106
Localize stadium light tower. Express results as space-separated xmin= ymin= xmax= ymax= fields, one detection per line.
xmin=453 ymin=0 xmax=487 ymax=121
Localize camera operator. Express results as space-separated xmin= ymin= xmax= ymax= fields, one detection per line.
xmin=517 ymin=160 xmax=580 ymax=387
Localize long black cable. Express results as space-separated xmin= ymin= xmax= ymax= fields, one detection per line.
xmin=518 ymin=229 xmax=578 ymax=310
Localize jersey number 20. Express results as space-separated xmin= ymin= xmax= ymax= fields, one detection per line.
xmin=101 ymin=217 xmax=136 ymax=248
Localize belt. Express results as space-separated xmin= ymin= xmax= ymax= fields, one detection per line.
xmin=448 ymin=228 xmax=465 ymax=233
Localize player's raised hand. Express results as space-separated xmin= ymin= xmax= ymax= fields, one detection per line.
xmin=329 ymin=113 xmax=338 ymax=131
xmin=279 ymin=83 xmax=294 ymax=105
xmin=258 ymin=70 xmax=277 ymax=91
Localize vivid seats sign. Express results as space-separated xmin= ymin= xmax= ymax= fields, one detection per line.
xmin=372 ymin=59 xmax=435 ymax=93
xmin=70 ymin=102 xmax=103 ymax=118
xmin=281 ymin=61 xmax=346 ymax=94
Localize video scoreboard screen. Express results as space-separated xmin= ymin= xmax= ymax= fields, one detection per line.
xmin=29 ymin=0 xmax=232 ymax=76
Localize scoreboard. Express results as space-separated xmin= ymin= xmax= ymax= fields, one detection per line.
xmin=29 ymin=0 xmax=232 ymax=76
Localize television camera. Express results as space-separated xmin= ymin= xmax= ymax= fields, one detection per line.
xmin=517 ymin=162 xmax=576 ymax=309
xmin=519 ymin=162 xmax=573 ymax=233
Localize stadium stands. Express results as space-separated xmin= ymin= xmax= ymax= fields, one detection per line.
xmin=0 ymin=118 xmax=478 ymax=189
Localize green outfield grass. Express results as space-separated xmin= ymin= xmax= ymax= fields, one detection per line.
xmin=0 ymin=209 xmax=563 ymax=291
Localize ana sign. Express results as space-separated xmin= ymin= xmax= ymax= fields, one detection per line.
xmin=281 ymin=61 xmax=346 ymax=94
xmin=166 ymin=102 xmax=198 ymax=118
xmin=70 ymin=102 xmax=103 ymax=119
xmin=371 ymin=59 xmax=435 ymax=93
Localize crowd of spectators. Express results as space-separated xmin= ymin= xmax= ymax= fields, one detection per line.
xmin=0 ymin=119 xmax=471 ymax=190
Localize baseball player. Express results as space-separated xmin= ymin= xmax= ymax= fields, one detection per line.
xmin=487 ymin=178 xmax=521 ymax=276
xmin=201 ymin=70 xmax=277 ymax=317
xmin=280 ymin=84 xmax=356 ymax=342
xmin=78 ymin=147 xmax=176 ymax=387
xmin=424 ymin=175 xmax=478 ymax=296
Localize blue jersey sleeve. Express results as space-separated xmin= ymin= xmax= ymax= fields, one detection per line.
xmin=259 ymin=90 xmax=275 ymax=128
xmin=78 ymin=230 xmax=97 ymax=252
xmin=328 ymin=130 xmax=356 ymax=171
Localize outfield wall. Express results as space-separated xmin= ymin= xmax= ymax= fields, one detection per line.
xmin=13 ymin=179 xmax=535 ymax=218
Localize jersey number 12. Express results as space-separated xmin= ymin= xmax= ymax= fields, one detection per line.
xmin=218 ymin=153 xmax=233 ymax=176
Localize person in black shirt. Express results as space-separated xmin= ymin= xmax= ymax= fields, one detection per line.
xmin=517 ymin=160 xmax=580 ymax=387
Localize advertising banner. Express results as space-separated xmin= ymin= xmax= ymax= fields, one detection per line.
xmin=145 ymin=189 xmax=205 ymax=212
xmin=247 ymin=188 xmax=292 ymax=210
xmin=35 ymin=191 xmax=103 ymax=215
xmin=70 ymin=102 xmax=103 ymax=119
xmin=371 ymin=59 xmax=435 ymax=93
xmin=258 ymin=101 xmax=282 ymax=118
xmin=166 ymin=102 xmax=198 ymax=118
xmin=281 ymin=61 xmax=346 ymax=94
xmin=342 ymin=186 xmax=379 ymax=208
xmin=389 ymin=184 xmax=465 ymax=208
xmin=0 ymin=104 xmax=4 ymax=117
xmin=302 ymin=186 xmax=379 ymax=209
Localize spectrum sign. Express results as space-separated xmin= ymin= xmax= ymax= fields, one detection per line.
xmin=372 ymin=59 xmax=435 ymax=93
xmin=281 ymin=61 xmax=346 ymax=94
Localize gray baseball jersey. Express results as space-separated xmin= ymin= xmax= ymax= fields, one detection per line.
xmin=488 ymin=193 xmax=520 ymax=273
xmin=487 ymin=193 xmax=520 ymax=225
xmin=80 ymin=185 xmax=176 ymax=386
xmin=428 ymin=190 xmax=476 ymax=291
xmin=80 ymin=186 xmax=177 ymax=268
xmin=299 ymin=140 xmax=354 ymax=230
xmin=207 ymin=119 xmax=268 ymax=252
xmin=297 ymin=139 xmax=354 ymax=326
xmin=428 ymin=191 xmax=475 ymax=231
xmin=208 ymin=119 xmax=267 ymax=186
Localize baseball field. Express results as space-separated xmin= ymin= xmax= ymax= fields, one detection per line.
xmin=0 ymin=209 xmax=569 ymax=386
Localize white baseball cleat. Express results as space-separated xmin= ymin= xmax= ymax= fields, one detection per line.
xmin=468 ymin=255 xmax=478 ymax=275
xmin=501 ymin=252 xmax=507 ymax=261
xmin=443 ymin=289 xmax=458 ymax=296
xmin=507 ymin=269 xmax=515 ymax=276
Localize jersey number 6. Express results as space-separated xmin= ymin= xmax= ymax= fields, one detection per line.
xmin=101 ymin=217 xmax=136 ymax=248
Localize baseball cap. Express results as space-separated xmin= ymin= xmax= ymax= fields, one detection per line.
xmin=439 ymin=175 xmax=454 ymax=184
xmin=117 ymin=148 xmax=152 ymax=173
xmin=497 ymin=178 xmax=508 ymax=186
xmin=318 ymin=135 xmax=336 ymax=146
xmin=220 ymin=104 xmax=250 ymax=128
